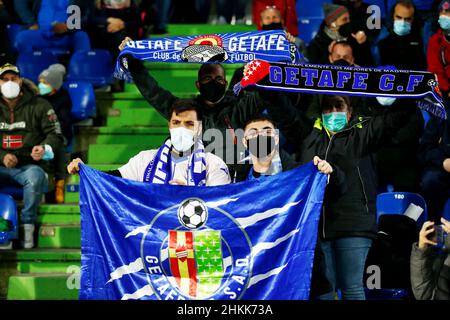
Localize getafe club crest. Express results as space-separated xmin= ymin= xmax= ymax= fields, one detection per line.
xmin=141 ymin=198 xmax=252 ymax=300
xmin=181 ymin=35 xmax=229 ymax=63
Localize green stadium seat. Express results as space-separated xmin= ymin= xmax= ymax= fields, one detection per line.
xmin=88 ymin=144 xmax=151 ymax=164
xmin=106 ymin=108 xmax=167 ymax=127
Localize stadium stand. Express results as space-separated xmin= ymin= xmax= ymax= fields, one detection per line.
xmin=67 ymin=50 xmax=114 ymax=88
xmin=16 ymin=51 xmax=58 ymax=83
xmin=0 ymin=23 xmax=247 ymax=300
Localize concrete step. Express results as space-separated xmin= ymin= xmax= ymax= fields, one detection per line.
xmin=106 ymin=107 xmax=167 ymax=127
xmin=37 ymin=224 xmax=80 ymax=249
xmin=7 ymin=273 xmax=79 ymax=300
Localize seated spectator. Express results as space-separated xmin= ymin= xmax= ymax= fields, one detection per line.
xmin=0 ymin=0 xmax=20 ymax=65
xmin=332 ymin=0 xmax=381 ymax=45
xmin=419 ymin=115 xmax=450 ymax=222
xmin=411 ymin=218 xmax=450 ymax=300
xmin=38 ymin=64 xmax=73 ymax=204
xmin=90 ymin=0 xmax=141 ymax=60
xmin=67 ymin=100 xmax=231 ymax=186
xmin=252 ymin=0 xmax=298 ymax=37
xmin=14 ymin=0 xmax=91 ymax=54
xmin=0 ymin=63 xmax=64 ymax=248
xmin=228 ymin=5 xmax=307 ymax=90
xmin=306 ymin=3 xmax=373 ymax=66
xmin=216 ymin=0 xmax=246 ymax=25
xmin=378 ymin=0 xmax=427 ymax=70
xmin=427 ymin=0 xmax=450 ymax=103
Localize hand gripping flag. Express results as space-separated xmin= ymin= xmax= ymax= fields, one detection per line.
xmin=79 ymin=162 xmax=327 ymax=300
xmin=114 ymin=30 xmax=294 ymax=81
xmin=233 ymin=60 xmax=447 ymax=119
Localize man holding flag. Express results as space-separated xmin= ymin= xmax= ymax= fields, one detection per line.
xmin=68 ymin=100 xmax=230 ymax=186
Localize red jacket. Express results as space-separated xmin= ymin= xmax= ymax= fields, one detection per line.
xmin=427 ymin=29 xmax=450 ymax=92
xmin=253 ymin=0 xmax=298 ymax=36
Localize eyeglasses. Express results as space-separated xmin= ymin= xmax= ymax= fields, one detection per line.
xmin=245 ymin=128 xmax=276 ymax=140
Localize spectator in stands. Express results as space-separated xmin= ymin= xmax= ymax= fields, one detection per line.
xmin=0 ymin=63 xmax=64 ymax=248
xmin=38 ymin=64 xmax=73 ymax=204
xmin=234 ymin=115 xmax=345 ymax=299
xmin=228 ymin=5 xmax=307 ymax=90
xmin=216 ymin=0 xmax=247 ymax=25
xmin=253 ymin=0 xmax=298 ymax=37
xmin=305 ymin=41 xmax=367 ymax=120
xmin=427 ymin=0 xmax=450 ymax=102
xmin=332 ymin=0 xmax=380 ymax=45
xmin=0 ymin=0 xmax=19 ymax=65
xmin=378 ymin=0 xmax=427 ymax=70
xmin=306 ymin=3 xmax=373 ymax=66
xmin=89 ymin=0 xmax=141 ymax=60
xmin=419 ymin=115 xmax=450 ymax=222
xmin=233 ymin=116 xmax=337 ymax=182
xmin=118 ymin=37 xmax=295 ymax=177
xmin=268 ymin=94 xmax=418 ymax=299
xmin=14 ymin=0 xmax=91 ymax=54
xmin=411 ymin=218 xmax=450 ymax=300
xmin=67 ymin=99 xmax=231 ymax=186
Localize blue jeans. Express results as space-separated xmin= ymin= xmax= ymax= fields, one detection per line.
xmin=0 ymin=165 xmax=47 ymax=224
xmin=318 ymin=237 xmax=372 ymax=300
xmin=14 ymin=29 xmax=91 ymax=53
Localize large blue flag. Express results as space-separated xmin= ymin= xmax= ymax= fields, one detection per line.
xmin=79 ymin=162 xmax=327 ymax=300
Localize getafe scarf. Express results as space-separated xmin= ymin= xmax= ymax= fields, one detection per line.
xmin=234 ymin=60 xmax=447 ymax=119
xmin=143 ymin=138 xmax=207 ymax=186
xmin=114 ymin=30 xmax=294 ymax=81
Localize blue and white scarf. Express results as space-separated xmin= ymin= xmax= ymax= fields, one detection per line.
xmin=114 ymin=30 xmax=294 ymax=81
xmin=143 ymin=138 xmax=207 ymax=186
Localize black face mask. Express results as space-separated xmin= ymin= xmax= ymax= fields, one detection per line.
xmin=332 ymin=59 xmax=351 ymax=66
xmin=339 ymin=22 xmax=353 ymax=38
xmin=246 ymin=135 xmax=277 ymax=159
xmin=261 ymin=22 xmax=283 ymax=30
xmin=199 ymin=80 xmax=226 ymax=104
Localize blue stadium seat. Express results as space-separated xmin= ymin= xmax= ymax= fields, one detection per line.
xmin=67 ymin=50 xmax=113 ymax=87
xmin=0 ymin=193 xmax=18 ymax=243
xmin=7 ymin=24 xmax=23 ymax=52
xmin=63 ymin=81 xmax=96 ymax=121
xmin=16 ymin=50 xmax=58 ymax=83
xmin=377 ymin=192 xmax=428 ymax=229
xmin=298 ymin=17 xmax=323 ymax=45
xmin=296 ymin=0 xmax=329 ymax=18
xmin=441 ymin=198 xmax=450 ymax=221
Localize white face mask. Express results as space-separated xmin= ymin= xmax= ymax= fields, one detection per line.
xmin=376 ymin=97 xmax=397 ymax=106
xmin=1 ymin=81 xmax=21 ymax=99
xmin=170 ymin=127 xmax=195 ymax=152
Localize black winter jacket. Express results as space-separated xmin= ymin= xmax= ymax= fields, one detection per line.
xmin=411 ymin=237 xmax=450 ymax=300
xmin=269 ymin=103 xmax=416 ymax=240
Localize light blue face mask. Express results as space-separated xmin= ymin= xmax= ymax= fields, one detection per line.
xmin=439 ymin=15 xmax=450 ymax=31
xmin=322 ymin=112 xmax=348 ymax=132
xmin=38 ymin=82 xmax=52 ymax=96
xmin=376 ymin=97 xmax=397 ymax=106
xmin=393 ymin=20 xmax=412 ymax=36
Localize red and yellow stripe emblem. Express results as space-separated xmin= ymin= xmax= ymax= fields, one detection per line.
xmin=168 ymin=231 xmax=198 ymax=297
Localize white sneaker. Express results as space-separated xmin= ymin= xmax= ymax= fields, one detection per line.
xmin=20 ymin=224 xmax=35 ymax=249
xmin=0 ymin=241 xmax=12 ymax=250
